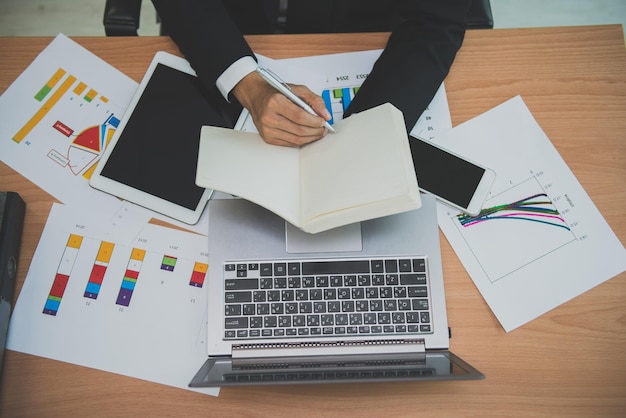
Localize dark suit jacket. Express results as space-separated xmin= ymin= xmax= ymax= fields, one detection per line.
xmin=151 ymin=0 xmax=470 ymax=130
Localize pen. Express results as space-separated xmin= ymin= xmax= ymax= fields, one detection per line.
xmin=256 ymin=67 xmax=336 ymax=133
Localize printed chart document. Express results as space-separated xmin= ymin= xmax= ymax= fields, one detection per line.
xmin=237 ymin=51 xmax=452 ymax=140
xmin=197 ymin=103 xmax=421 ymax=233
xmin=0 ymin=34 xmax=136 ymax=213
xmin=0 ymin=34 xmax=211 ymax=234
xmin=7 ymin=203 xmax=219 ymax=396
xmin=433 ymin=96 xmax=626 ymax=331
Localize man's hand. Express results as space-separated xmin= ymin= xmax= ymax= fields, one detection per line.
xmin=232 ymin=71 xmax=332 ymax=146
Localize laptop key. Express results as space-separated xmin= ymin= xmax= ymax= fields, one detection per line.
xmin=399 ymin=259 xmax=412 ymax=272
xmin=400 ymin=274 xmax=427 ymax=285
xmin=260 ymin=263 xmax=272 ymax=276
xmin=371 ymin=260 xmax=384 ymax=273
xmin=225 ymin=317 xmax=248 ymax=328
xmin=384 ymin=259 xmax=398 ymax=273
xmin=225 ymin=279 xmax=258 ymax=290
xmin=225 ymin=291 xmax=252 ymax=303
xmin=412 ymin=258 xmax=426 ymax=272
xmin=225 ymin=305 xmax=241 ymax=316
xmin=314 ymin=302 xmax=326 ymax=313
xmin=412 ymin=299 xmax=429 ymax=310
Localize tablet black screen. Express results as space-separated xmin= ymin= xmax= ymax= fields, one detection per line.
xmin=100 ymin=63 xmax=238 ymax=210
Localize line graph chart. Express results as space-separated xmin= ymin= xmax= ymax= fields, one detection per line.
xmin=433 ymin=96 xmax=625 ymax=331
xmin=450 ymin=175 xmax=577 ymax=283
xmin=458 ymin=193 xmax=570 ymax=231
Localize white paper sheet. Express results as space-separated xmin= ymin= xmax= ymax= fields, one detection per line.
xmin=0 ymin=34 xmax=210 ymax=234
xmin=7 ymin=203 xmax=219 ymax=396
xmin=433 ymin=96 xmax=626 ymax=331
xmin=0 ymin=34 xmax=136 ymax=213
xmin=236 ymin=50 xmax=452 ymax=137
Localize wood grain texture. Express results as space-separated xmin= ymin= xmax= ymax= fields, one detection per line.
xmin=1 ymin=25 xmax=625 ymax=417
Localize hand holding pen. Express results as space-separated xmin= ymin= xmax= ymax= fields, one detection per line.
xmin=256 ymin=67 xmax=336 ymax=133
xmin=231 ymin=66 xmax=334 ymax=147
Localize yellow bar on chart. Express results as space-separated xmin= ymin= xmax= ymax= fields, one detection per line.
xmin=131 ymin=248 xmax=146 ymax=262
xmin=13 ymin=74 xmax=77 ymax=143
xmin=34 ymin=68 xmax=66 ymax=101
xmin=84 ymin=89 xmax=98 ymax=102
xmin=67 ymin=234 xmax=84 ymax=249
xmin=96 ymin=241 xmax=115 ymax=263
xmin=73 ymin=81 xmax=87 ymax=95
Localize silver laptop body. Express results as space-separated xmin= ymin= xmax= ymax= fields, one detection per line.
xmin=190 ymin=195 xmax=483 ymax=386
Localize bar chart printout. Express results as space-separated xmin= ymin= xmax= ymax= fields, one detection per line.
xmin=453 ymin=180 xmax=577 ymax=283
xmin=43 ymin=234 xmax=83 ymax=316
xmin=161 ymin=255 xmax=177 ymax=272
xmin=116 ymin=248 xmax=146 ymax=307
xmin=84 ymin=241 xmax=115 ymax=299
xmin=433 ymin=96 xmax=626 ymax=331
xmin=0 ymin=34 xmax=137 ymax=213
xmin=189 ymin=262 xmax=208 ymax=288
xmin=7 ymin=204 xmax=218 ymax=396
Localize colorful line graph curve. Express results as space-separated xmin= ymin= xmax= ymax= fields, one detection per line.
xmin=457 ymin=193 xmax=571 ymax=231
xmin=450 ymin=176 xmax=577 ymax=283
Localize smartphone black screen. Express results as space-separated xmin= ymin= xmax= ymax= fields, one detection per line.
xmin=409 ymin=137 xmax=485 ymax=209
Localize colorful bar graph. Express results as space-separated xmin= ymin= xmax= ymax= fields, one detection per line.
xmin=13 ymin=72 xmax=77 ymax=143
xmin=34 ymin=68 xmax=66 ymax=101
xmin=321 ymin=86 xmax=360 ymax=126
xmin=43 ymin=234 xmax=83 ymax=316
xmin=84 ymin=241 xmax=115 ymax=299
xmin=334 ymin=87 xmax=353 ymax=113
xmin=189 ymin=262 xmax=208 ymax=288
xmin=116 ymin=248 xmax=146 ymax=307
xmin=161 ymin=255 xmax=177 ymax=272
xmin=84 ymin=88 xmax=98 ymax=103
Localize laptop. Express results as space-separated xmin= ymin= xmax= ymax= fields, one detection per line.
xmin=190 ymin=194 xmax=483 ymax=386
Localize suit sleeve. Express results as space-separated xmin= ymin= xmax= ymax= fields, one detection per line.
xmin=151 ymin=0 xmax=255 ymax=94
xmin=150 ymin=0 xmax=252 ymax=125
xmin=344 ymin=0 xmax=470 ymax=132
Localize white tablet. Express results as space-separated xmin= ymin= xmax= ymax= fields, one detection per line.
xmin=90 ymin=52 xmax=236 ymax=224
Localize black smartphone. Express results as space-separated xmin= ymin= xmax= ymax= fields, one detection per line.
xmin=409 ymin=136 xmax=495 ymax=215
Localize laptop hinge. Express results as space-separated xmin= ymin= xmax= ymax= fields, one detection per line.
xmin=231 ymin=338 xmax=426 ymax=359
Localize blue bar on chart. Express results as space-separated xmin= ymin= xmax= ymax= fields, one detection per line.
xmin=321 ymin=86 xmax=360 ymax=126
xmin=43 ymin=234 xmax=83 ymax=316
xmin=116 ymin=248 xmax=145 ymax=307
xmin=84 ymin=241 xmax=115 ymax=299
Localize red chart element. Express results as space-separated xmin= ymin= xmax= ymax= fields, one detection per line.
xmin=73 ymin=125 xmax=100 ymax=152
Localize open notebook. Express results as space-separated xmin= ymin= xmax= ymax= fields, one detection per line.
xmin=196 ymin=103 xmax=421 ymax=233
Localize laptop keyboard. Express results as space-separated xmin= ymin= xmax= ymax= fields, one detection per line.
xmin=222 ymin=257 xmax=433 ymax=340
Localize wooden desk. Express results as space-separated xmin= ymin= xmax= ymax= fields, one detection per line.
xmin=1 ymin=25 xmax=625 ymax=417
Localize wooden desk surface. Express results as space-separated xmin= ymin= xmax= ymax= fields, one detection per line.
xmin=1 ymin=25 xmax=625 ymax=417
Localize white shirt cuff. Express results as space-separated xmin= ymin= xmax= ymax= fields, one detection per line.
xmin=216 ymin=56 xmax=258 ymax=101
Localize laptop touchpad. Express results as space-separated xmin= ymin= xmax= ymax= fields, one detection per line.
xmin=285 ymin=221 xmax=362 ymax=254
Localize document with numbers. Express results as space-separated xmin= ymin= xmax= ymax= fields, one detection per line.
xmin=7 ymin=203 xmax=219 ymax=396
xmin=236 ymin=50 xmax=452 ymax=139
xmin=432 ymin=96 xmax=626 ymax=331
